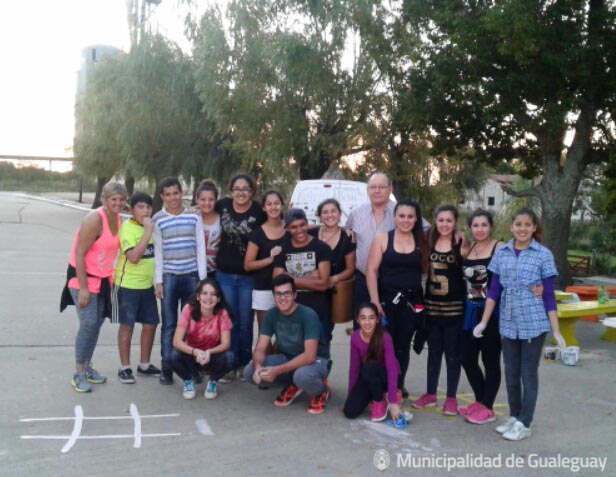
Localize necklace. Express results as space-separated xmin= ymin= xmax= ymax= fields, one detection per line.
xmin=320 ymin=227 xmax=340 ymax=243
xmin=473 ymin=240 xmax=493 ymax=257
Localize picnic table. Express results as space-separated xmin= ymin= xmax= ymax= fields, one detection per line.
xmin=556 ymin=299 xmax=616 ymax=346
xmin=555 ymin=291 xmax=574 ymax=302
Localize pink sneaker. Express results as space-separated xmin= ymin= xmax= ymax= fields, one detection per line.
xmin=458 ymin=401 xmax=482 ymax=416
xmin=442 ymin=397 xmax=458 ymax=416
xmin=466 ymin=406 xmax=496 ymax=424
xmin=412 ymin=393 xmax=437 ymax=409
xmin=371 ymin=400 xmax=388 ymax=422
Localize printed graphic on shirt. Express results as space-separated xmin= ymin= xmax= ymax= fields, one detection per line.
xmin=220 ymin=208 xmax=257 ymax=255
xmin=284 ymin=252 xmax=317 ymax=277
xmin=463 ymin=264 xmax=488 ymax=300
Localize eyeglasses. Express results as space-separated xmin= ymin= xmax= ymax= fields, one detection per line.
xmin=232 ymin=187 xmax=252 ymax=194
xmin=273 ymin=291 xmax=294 ymax=299
xmin=368 ymin=185 xmax=390 ymax=191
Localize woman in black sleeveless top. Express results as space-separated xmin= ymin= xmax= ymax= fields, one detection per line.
xmin=413 ymin=205 xmax=469 ymax=415
xmin=459 ymin=209 xmax=504 ymax=425
xmin=367 ymin=200 xmax=428 ymax=396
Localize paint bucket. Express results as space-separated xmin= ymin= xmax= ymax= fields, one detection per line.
xmin=561 ymin=346 xmax=580 ymax=366
xmin=543 ymin=346 xmax=560 ymax=362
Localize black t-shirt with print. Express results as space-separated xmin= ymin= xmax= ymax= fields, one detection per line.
xmin=249 ymin=226 xmax=288 ymax=291
xmin=216 ymin=198 xmax=266 ymax=275
xmin=274 ymin=237 xmax=332 ymax=318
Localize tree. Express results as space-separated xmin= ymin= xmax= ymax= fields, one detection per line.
xmin=74 ymin=54 xmax=126 ymax=207
xmin=192 ymin=0 xmax=378 ymax=183
xmin=401 ymin=0 xmax=616 ymax=284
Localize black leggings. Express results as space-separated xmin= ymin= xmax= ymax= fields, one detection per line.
xmin=382 ymin=298 xmax=420 ymax=389
xmin=460 ymin=314 xmax=502 ymax=409
xmin=343 ymin=363 xmax=388 ymax=418
xmin=427 ymin=318 xmax=462 ymax=398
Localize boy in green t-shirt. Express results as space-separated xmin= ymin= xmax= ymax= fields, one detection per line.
xmin=114 ymin=192 xmax=161 ymax=383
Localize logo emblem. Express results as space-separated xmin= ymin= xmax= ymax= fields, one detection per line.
xmin=373 ymin=449 xmax=390 ymax=471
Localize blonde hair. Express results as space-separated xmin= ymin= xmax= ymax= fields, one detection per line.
xmin=101 ymin=181 xmax=128 ymax=200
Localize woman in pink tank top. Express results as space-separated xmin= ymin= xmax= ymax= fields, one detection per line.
xmin=61 ymin=182 xmax=127 ymax=393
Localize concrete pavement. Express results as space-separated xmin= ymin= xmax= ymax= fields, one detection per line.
xmin=0 ymin=191 xmax=614 ymax=476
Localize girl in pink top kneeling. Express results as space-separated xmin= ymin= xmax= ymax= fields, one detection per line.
xmin=343 ymin=303 xmax=402 ymax=422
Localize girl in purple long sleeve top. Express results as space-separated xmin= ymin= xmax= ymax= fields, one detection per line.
xmin=343 ymin=303 xmax=402 ymax=422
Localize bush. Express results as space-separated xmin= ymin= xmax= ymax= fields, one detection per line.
xmin=0 ymin=163 xmax=96 ymax=192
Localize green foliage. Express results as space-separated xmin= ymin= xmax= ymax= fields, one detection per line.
xmin=0 ymin=163 xmax=96 ymax=192
xmin=192 ymin=0 xmax=379 ymax=181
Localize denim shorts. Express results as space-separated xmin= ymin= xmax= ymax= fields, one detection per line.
xmin=117 ymin=286 xmax=159 ymax=326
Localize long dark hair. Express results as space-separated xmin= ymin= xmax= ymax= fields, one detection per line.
xmin=428 ymin=204 xmax=463 ymax=263
xmin=512 ymin=207 xmax=542 ymax=243
xmin=394 ymin=200 xmax=429 ymax=273
xmin=190 ymin=279 xmax=231 ymax=322
xmin=357 ymin=302 xmax=385 ymax=363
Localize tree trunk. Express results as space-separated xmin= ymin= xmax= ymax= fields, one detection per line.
xmin=92 ymin=176 xmax=108 ymax=209
xmin=538 ymin=154 xmax=586 ymax=288
xmin=152 ymin=175 xmax=163 ymax=214
xmin=125 ymin=176 xmax=135 ymax=197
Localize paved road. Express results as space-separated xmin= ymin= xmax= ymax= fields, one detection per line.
xmin=0 ymin=192 xmax=614 ymax=476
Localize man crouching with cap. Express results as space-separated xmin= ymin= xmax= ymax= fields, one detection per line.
xmin=273 ymin=208 xmax=333 ymax=343
xmin=244 ymin=274 xmax=332 ymax=414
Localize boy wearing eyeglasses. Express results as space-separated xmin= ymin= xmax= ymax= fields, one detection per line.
xmin=244 ymin=274 xmax=331 ymax=414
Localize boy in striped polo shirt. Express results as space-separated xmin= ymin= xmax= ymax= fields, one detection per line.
xmin=153 ymin=177 xmax=206 ymax=384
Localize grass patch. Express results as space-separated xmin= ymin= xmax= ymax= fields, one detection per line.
xmin=0 ymin=162 xmax=95 ymax=193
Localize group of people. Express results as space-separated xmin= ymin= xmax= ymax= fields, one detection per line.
xmin=61 ymin=171 xmax=566 ymax=441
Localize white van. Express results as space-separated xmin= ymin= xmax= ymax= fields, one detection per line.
xmin=289 ymin=179 xmax=395 ymax=226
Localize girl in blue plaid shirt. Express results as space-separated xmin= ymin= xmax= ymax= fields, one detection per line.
xmin=474 ymin=208 xmax=565 ymax=441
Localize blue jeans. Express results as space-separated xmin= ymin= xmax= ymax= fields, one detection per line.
xmin=501 ymin=332 xmax=546 ymax=427
xmin=160 ymin=272 xmax=199 ymax=371
xmin=243 ymin=354 xmax=330 ymax=396
xmin=70 ymin=289 xmax=105 ymax=365
xmin=216 ymin=271 xmax=255 ymax=368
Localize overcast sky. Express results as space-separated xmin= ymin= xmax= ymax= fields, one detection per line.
xmin=0 ymin=0 xmax=193 ymax=157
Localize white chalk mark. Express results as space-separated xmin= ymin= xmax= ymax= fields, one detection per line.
xmin=20 ymin=413 xmax=180 ymax=422
xmin=61 ymin=405 xmax=83 ymax=453
xmin=21 ymin=433 xmax=181 ymax=440
xmin=195 ymin=419 xmax=214 ymax=436
xmin=130 ymin=403 xmax=141 ymax=448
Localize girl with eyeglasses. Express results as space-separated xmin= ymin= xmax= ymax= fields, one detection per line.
xmin=215 ymin=173 xmax=266 ymax=381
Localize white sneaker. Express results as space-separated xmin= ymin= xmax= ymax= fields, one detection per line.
xmin=495 ymin=417 xmax=518 ymax=434
xmin=502 ymin=420 xmax=531 ymax=441
xmin=182 ymin=380 xmax=196 ymax=400
xmin=204 ymin=380 xmax=218 ymax=399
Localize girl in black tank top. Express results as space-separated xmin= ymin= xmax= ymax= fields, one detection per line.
xmin=459 ymin=210 xmax=503 ymax=424
xmin=414 ymin=205 xmax=468 ymax=415
xmin=366 ymin=201 xmax=428 ymax=396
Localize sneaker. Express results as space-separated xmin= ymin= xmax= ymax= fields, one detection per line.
xmin=458 ymin=401 xmax=482 ymax=416
xmin=274 ymin=384 xmax=303 ymax=407
xmin=466 ymin=406 xmax=496 ymax=425
xmin=85 ymin=365 xmax=107 ymax=384
xmin=182 ymin=380 xmax=196 ymax=400
xmin=495 ymin=417 xmax=518 ymax=434
xmin=371 ymin=400 xmax=388 ymax=422
xmin=307 ymin=387 xmax=330 ymax=415
xmin=159 ymin=369 xmax=174 ymax=385
xmin=219 ymin=370 xmax=237 ymax=384
xmin=71 ymin=370 xmax=92 ymax=393
xmin=412 ymin=393 xmax=437 ymax=409
xmin=136 ymin=364 xmax=161 ymax=376
xmin=502 ymin=420 xmax=531 ymax=441
xmin=442 ymin=397 xmax=458 ymax=416
xmin=118 ymin=368 xmax=136 ymax=384
xmin=204 ymin=380 xmax=218 ymax=399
